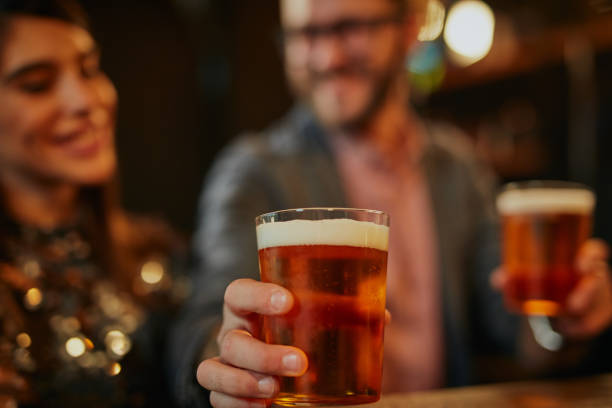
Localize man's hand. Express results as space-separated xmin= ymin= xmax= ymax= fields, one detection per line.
xmin=491 ymin=239 xmax=612 ymax=341
xmin=556 ymin=239 xmax=612 ymax=339
xmin=196 ymin=279 xmax=308 ymax=408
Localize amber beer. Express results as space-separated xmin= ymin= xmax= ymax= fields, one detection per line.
xmin=497 ymin=183 xmax=595 ymax=316
xmin=256 ymin=209 xmax=389 ymax=407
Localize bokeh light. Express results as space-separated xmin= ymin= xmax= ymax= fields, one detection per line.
xmin=108 ymin=362 xmax=122 ymax=376
xmin=408 ymin=42 xmax=446 ymax=94
xmin=65 ymin=337 xmax=86 ymax=358
xmin=16 ymin=333 xmax=32 ymax=349
xmin=24 ymin=288 xmax=43 ymax=310
xmin=105 ymin=330 xmax=132 ymax=357
xmin=23 ymin=260 xmax=41 ymax=278
xmin=418 ymin=0 xmax=446 ymax=42
xmin=84 ymin=338 xmax=95 ymax=350
xmin=140 ymin=261 xmax=165 ymax=285
xmin=443 ymin=0 xmax=495 ymax=66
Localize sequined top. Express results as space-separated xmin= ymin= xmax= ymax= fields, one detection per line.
xmin=0 ymin=216 xmax=186 ymax=407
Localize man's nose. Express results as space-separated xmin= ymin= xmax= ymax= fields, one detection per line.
xmin=309 ymin=35 xmax=349 ymax=72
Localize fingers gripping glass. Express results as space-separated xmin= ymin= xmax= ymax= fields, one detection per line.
xmin=256 ymin=208 xmax=389 ymax=406
xmin=497 ymin=181 xmax=595 ymax=317
xmin=497 ymin=181 xmax=595 ymax=351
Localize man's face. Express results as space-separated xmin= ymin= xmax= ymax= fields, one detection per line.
xmin=281 ymin=0 xmax=409 ymax=131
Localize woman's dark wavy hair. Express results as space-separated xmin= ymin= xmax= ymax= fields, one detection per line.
xmin=0 ymin=0 xmax=89 ymax=51
xmin=0 ymin=0 xmax=88 ymax=23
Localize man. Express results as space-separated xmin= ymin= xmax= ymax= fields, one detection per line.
xmin=170 ymin=1 xmax=612 ymax=407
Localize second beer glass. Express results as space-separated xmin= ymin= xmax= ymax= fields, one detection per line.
xmin=497 ymin=182 xmax=595 ymax=316
xmin=256 ymin=208 xmax=389 ymax=406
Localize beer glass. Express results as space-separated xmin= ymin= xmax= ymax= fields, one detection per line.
xmin=497 ymin=181 xmax=595 ymax=316
xmin=255 ymin=208 xmax=389 ymax=406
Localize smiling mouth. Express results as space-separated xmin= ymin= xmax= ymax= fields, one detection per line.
xmin=52 ymin=126 xmax=111 ymax=158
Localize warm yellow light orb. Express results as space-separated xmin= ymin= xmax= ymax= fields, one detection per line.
xmin=16 ymin=333 xmax=32 ymax=348
xmin=24 ymin=288 xmax=43 ymax=309
xmin=140 ymin=261 xmax=164 ymax=285
xmin=443 ymin=0 xmax=495 ymax=66
xmin=418 ymin=0 xmax=446 ymax=42
xmin=66 ymin=337 xmax=86 ymax=358
xmin=105 ymin=330 xmax=132 ymax=357
xmin=108 ymin=362 xmax=122 ymax=376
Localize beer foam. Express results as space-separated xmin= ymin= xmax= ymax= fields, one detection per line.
xmin=256 ymin=219 xmax=389 ymax=251
xmin=497 ymin=188 xmax=595 ymax=215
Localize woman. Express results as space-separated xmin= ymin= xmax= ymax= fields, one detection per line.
xmin=0 ymin=1 xmax=183 ymax=406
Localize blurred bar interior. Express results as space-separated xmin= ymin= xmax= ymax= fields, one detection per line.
xmin=82 ymin=0 xmax=612 ymax=240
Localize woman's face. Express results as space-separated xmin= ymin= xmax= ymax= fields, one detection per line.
xmin=0 ymin=16 xmax=117 ymax=187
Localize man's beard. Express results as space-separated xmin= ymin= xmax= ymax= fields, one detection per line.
xmin=292 ymin=52 xmax=405 ymax=133
xmin=334 ymin=63 xmax=400 ymax=133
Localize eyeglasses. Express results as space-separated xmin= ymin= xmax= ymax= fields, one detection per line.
xmin=281 ymin=15 xmax=403 ymax=50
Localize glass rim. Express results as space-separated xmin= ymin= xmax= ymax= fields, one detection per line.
xmin=255 ymin=207 xmax=388 ymax=224
xmin=499 ymin=180 xmax=594 ymax=193
xmin=497 ymin=180 xmax=596 ymax=215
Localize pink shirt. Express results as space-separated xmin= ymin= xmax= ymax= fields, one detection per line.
xmin=332 ymin=130 xmax=445 ymax=392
